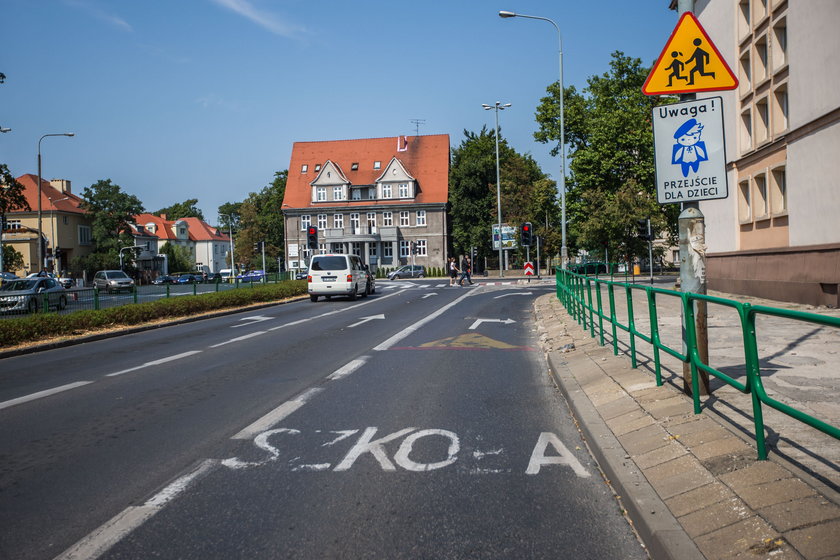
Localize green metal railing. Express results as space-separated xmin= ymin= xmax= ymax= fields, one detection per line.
xmin=556 ymin=267 xmax=840 ymax=460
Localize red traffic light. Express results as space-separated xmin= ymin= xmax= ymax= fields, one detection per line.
xmin=523 ymin=225 xmax=530 ymax=232
xmin=308 ymin=227 xmax=317 ymax=235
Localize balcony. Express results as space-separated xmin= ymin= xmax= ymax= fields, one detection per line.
xmin=323 ymin=226 xmax=398 ymax=243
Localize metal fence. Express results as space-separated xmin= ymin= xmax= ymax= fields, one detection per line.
xmin=556 ymin=267 xmax=840 ymax=461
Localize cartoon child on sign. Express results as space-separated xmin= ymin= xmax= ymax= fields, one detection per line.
xmin=671 ymin=118 xmax=708 ymax=177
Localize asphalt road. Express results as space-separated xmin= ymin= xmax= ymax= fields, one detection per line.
xmin=0 ymin=279 xmax=647 ymax=560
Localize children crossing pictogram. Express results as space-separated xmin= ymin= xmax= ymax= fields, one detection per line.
xmin=643 ymin=12 xmax=737 ymax=96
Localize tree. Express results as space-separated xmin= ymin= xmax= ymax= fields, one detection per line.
xmin=534 ymin=51 xmax=679 ymax=262
xmin=1 ymin=165 xmax=30 ymax=274
xmin=73 ymin=179 xmax=144 ymax=276
xmin=159 ymin=242 xmax=193 ymax=273
xmin=2 ymin=245 xmax=24 ymax=272
xmin=154 ymin=199 xmax=204 ymax=221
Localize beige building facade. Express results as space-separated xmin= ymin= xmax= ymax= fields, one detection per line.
xmin=693 ymin=0 xmax=840 ymax=306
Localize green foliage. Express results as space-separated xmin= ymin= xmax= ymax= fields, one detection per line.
xmin=0 ymin=164 xmax=29 ymax=216
xmin=2 ymin=244 xmax=25 ymax=273
xmin=534 ymin=51 xmax=679 ymax=260
xmin=159 ymin=242 xmax=193 ymax=272
xmin=154 ymin=198 xmax=204 ymax=221
xmin=79 ymin=179 xmax=144 ymax=253
xmin=0 ymin=281 xmax=308 ymax=348
xmin=234 ymin=171 xmax=287 ymax=271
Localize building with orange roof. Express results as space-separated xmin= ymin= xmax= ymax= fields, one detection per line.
xmin=132 ymin=213 xmax=231 ymax=275
xmin=282 ymin=134 xmax=450 ymax=272
xmin=1 ymin=175 xmax=93 ymax=274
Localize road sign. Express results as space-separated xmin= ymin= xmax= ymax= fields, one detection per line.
xmin=643 ymin=12 xmax=737 ymax=96
xmin=653 ymin=96 xmax=728 ymax=204
xmin=492 ymin=224 xmax=517 ymax=250
xmin=524 ymin=262 xmax=535 ymax=276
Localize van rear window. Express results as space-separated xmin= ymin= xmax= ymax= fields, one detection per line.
xmin=311 ymin=256 xmax=347 ymax=271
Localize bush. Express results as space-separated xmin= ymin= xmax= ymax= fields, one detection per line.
xmin=0 ymin=280 xmax=308 ymax=349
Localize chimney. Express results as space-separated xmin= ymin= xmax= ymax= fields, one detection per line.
xmin=160 ymin=213 xmax=167 ymax=220
xmin=50 ymin=179 xmax=72 ymax=194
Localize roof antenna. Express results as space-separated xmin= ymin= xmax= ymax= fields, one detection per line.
xmin=409 ymin=119 xmax=426 ymax=136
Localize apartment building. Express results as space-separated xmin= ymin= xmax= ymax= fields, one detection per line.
xmin=282 ymin=135 xmax=450 ymax=273
xmin=692 ymin=0 xmax=840 ymax=306
xmin=132 ymin=213 xmax=231 ymax=275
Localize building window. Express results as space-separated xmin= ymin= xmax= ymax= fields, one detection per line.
xmin=754 ymin=34 xmax=768 ymax=84
xmin=351 ymin=189 xmax=361 ymax=200
xmin=301 ymin=215 xmax=311 ymax=231
xmin=351 ymin=242 xmax=361 ymax=256
xmin=739 ymin=49 xmax=751 ymax=96
xmin=374 ymin=161 xmax=381 ymax=169
xmin=316 ymin=187 xmax=326 ymax=201
xmin=772 ymin=17 xmax=787 ymax=71
xmin=382 ymin=184 xmax=392 ymax=199
xmin=367 ymin=212 xmax=376 ymax=234
xmin=301 ymin=164 xmax=308 ymax=173
xmin=6 ymin=219 xmax=22 ymax=230
xmin=740 ymin=108 xmax=753 ymax=153
xmin=315 ymin=164 xmax=321 ymax=172
xmin=384 ymin=244 xmax=393 ymax=258
xmin=334 ymin=214 xmax=344 ymax=229
xmin=738 ymin=180 xmax=752 ymax=223
xmin=770 ymin=166 xmax=787 ymax=215
xmin=772 ymin=83 xmax=788 ymax=135
xmin=399 ymin=211 xmax=410 ymax=226
xmin=383 ymin=212 xmax=393 ymax=226
xmin=416 ymin=239 xmax=427 ymax=256
xmin=79 ymin=225 xmax=92 ymax=245
xmin=333 ymin=186 xmax=344 ymax=200
xmin=317 ymin=214 xmax=327 ymax=229
xmin=398 ymin=183 xmax=410 ymax=198
xmin=738 ymin=0 xmax=750 ymax=38
xmin=755 ymin=96 xmax=769 ymax=144
xmin=350 ymin=213 xmax=360 ymax=234
xmin=369 ymin=244 xmax=377 ymax=257
xmin=416 ymin=210 xmax=426 ymax=226
xmin=351 ymin=163 xmax=359 ymax=171
xmin=754 ymin=173 xmax=769 ymax=219
xmin=399 ymin=240 xmax=410 ymax=258
xmin=331 ymin=243 xmax=344 ymax=254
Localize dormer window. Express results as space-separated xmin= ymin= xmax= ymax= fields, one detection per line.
xmin=301 ymin=164 xmax=308 ymax=173
xmin=315 ymin=164 xmax=321 ymax=171
xmin=374 ymin=161 xmax=381 ymax=169
xmin=351 ymin=163 xmax=359 ymax=171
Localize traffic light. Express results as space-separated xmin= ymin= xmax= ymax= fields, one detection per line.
xmin=521 ymin=222 xmax=533 ymax=247
xmin=307 ymin=226 xmax=318 ymax=250
xmin=636 ymin=219 xmax=650 ymax=241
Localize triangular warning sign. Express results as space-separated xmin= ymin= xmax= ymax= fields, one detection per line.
xmin=643 ymin=12 xmax=738 ymax=96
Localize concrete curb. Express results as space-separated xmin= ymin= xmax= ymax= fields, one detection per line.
xmin=546 ymin=350 xmax=705 ymax=560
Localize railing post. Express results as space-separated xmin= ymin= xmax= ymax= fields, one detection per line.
xmin=626 ymin=285 xmax=637 ymax=369
xmin=133 ymin=285 xmax=138 ymax=304
xmin=741 ymin=303 xmax=768 ymax=460
xmin=607 ymin=283 xmax=619 ymax=356
xmin=648 ymin=291 xmax=663 ymax=386
xmin=94 ymin=288 xmax=100 ymax=310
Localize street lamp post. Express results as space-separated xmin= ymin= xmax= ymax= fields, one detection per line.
xmin=220 ymin=213 xmax=236 ymax=279
xmin=37 ymin=133 xmax=74 ymax=270
xmin=483 ymin=101 xmax=511 ymax=278
xmin=48 ymin=195 xmax=70 ymax=272
xmin=499 ymin=10 xmax=567 ymax=268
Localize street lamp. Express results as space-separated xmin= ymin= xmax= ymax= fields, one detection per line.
xmin=499 ymin=10 xmax=568 ymax=268
xmin=219 ymin=213 xmax=236 ymax=278
xmin=37 ymin=133 xmax=74 ymax=270
xmin=48 ymin=195 xmax=70 ymax=272
xmin=483 ymin=101 xmax=511 ymax=277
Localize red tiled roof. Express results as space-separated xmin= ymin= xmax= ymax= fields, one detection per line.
xmin=14 ymin=174 xmax=85 ymax=214
xmin=133 ymin=213 xmax=229 ymax=242
xmin=283 ymin=135 xmax=450 ymax=209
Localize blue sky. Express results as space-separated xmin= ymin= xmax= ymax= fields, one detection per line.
xmin=2 ymin=0 xmax=679 ymax=223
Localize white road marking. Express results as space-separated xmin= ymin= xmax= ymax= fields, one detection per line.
xmin=347 ymin=314 xmax=384 ymax=328
xmin=468 ymin=318 xmax=516 ymax=330
xmin=231 ymin=388 xmax=323 ymax=440
xmin=55 ymin=459 xmax=217 ymax=560
xmin=106 ymin=351 xmax=203 ymax=377
xmin=0 ymin=381 xmax=93 ymax=411
xmin=373 ymin=289 xmax=476 ymax=351
xmin=525 ymin=432 xmax=590 ymax=477
xmin=494 ymin=292 xmax=533 ymax=299
xmin=422 ymin=292 xmax=438 ymax=298
xmin=267 ymin=290 xmax=402 ymax=332
xmin=232 ymin=315 xmax=273 ymax=327
xmin=209 ymin=331 xmax=266 ymax=348
xmin=327 ymin=358 xmax=367 ymax=380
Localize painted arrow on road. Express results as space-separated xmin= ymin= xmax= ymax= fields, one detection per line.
xmin=469 ymin=318 xmax=517 ymax=330
xmin=493 ymin=292 xmax=533 ymax=299
xmin=422 ymin=293 xmax=438 ymax=299
xmin=348 ymin=314 xmax=385 ymax=328
xmin=233 ymin=315 xmax=273 ymax=327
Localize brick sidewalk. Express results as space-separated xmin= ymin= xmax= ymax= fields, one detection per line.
xmin=534 ymin=293 xmax=840 ymax=560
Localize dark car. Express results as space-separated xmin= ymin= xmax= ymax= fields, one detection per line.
xmin=152 ymin=275 xmax=177 ymax=285
xmin=570 ymin=262 xmax=608 ymax=275
xmin=387 ymin=265 xmax=426 ymax=280
xmin=0 ymin=272 xmax=18 ymax=286
xmin=295 ymin=270 xmax=308 ymax=281
xmin=176 ymin=274 xmax=199 ymax=284
xmin=207 ymin=272 xmax=222 ymax=283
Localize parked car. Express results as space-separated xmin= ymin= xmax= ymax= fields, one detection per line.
xmin=93 ymin=270 xmax=135 ymax=293
xmin=56 ymin=276 xmax=74 ymax=289
xmin=569 ymin=262 xmax=608 ymax=275
xmin=387 ymin=265 xmax=426 ymax=280
xmin=307 ymin=254 xmax=367 ymax=302
xmin=0 ymin=277 xmax=67 ymax=313
xmin=0 ymin=271 xmax=18 ymax=286
xmin=152 ymin=274 xmax=177 ymax=285
xmin=295 ymin=270 xmax=308 ymax=281
xmin=176 ymin=273 xmax=199 ymax=284
xmin=237 ymin=270 xmax=266 ymax=283
xmin=207 ymin=272 xmax=223 ymax=283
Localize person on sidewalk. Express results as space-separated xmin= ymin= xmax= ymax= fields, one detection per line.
xmin=458 ymin=255 xmax=474 ymax=286
xmin=448 ymin=257 xmax=459 ymax=286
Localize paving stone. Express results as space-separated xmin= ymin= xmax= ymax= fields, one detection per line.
xmin=679 ymin=425 xmax=735 ymax=447
xmin=760 ymin=495 xmax=840 ymax=532
xmin=647 ymin=396 xmax=694 ymax=420
xmin=666 ymin=481 xmax=737 ymax=517
xmin=694 ymin=516 xmax=781 ymax=560
xmin=679 ymin=497 xmax=753 ymax=538
xmin=784 ymin=518 xmax=840 ymax=560
xmin=691 ymin=436 xmax=752 ymax=461
xmin=618 ymin=423 xmax=670 ymax=455
xmin=738 ymin=478 xmax=817 ymax=510
xmin=701 ymin=451 xmax=756 ymax=477
xmin=635 ymin=440 xmax=687 ymax=469
xmin=605 ymin=408 xmax=652 ymax=436
xmin=649 ymin=464 xmax=717 ymax=500
xmin=719 ymin=460 xmax=795 ymax=491
xmin=598 ymin=395 xmax=640 ymax=420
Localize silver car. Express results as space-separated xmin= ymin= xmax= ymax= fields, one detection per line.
xmin=0 ymin=277 xmax=68 ymax=313
xmin=93 ymin=270 xmax=135 ymax=293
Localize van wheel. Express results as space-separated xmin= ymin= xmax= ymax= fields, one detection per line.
xmin=348 ymin=288 xmax=357 ymax=301
xmin=361 ymin=285 xmax=368 ymax=298
xmin=310 ymin=295 xmax=318 ymax=302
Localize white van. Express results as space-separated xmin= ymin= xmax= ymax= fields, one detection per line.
xmin=220 ymin=269 xmax=234 ymax=282
xmin=307 ymin=254 xmax=367 ymax=302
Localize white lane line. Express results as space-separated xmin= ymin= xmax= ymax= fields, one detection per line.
xmin=231 ymin=388 xmax=323 ymax=440
xmin=327 ymin=357 xmax=368 ymax=381
xmin=208 ymin=331 xmax=266 ymax=348
xmin=373 ymin=289 xmax=476 ymax=351
xmin=54 ymin=459 xmax=218 ymax=560
xmin=0 ymin=381 xmax=93 ymax=411
xmin=106 ymin=351 xmax=203 ymax=377
xmin=267 ymin=289 xmax=403 ymax=332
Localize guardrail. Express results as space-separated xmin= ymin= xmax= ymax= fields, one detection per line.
xmin=556 ymin=267 xmax=840 ymax=460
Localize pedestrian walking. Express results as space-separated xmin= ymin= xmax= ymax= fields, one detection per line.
xmin=458 ymin=255 xmax=474 ymax=286
xmin=448 ymin=257 xmax=459 ymax=286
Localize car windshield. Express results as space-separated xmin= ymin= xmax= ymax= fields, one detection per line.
xmin=106 ymin=271 xmax=130 ymax=279
xmin=0 ymin=279 xmax=38 ymax=291
xmin=311 ymin=257 xmax=346 ymax=271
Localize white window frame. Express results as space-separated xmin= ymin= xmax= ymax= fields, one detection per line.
xmin=399 ymin=183 xmax=410 ymax=198
xmin=399 ymin=240 xmax=410 ymax=258
xmin=317 ymin=214 xmax=327 ymax=229
xmin=333 ymin=214 xmax=344 ymax=229
xmin=367 ymin=212 xmax=377 ymax=234
xmin=301 ymin=215 xmax=311 ymax=231
xmin=416 ymin=210 xmax=426 ymax=226
xmin=382 ymin=212 xmax=393 ymax=226
xmin=416 ymin=239 xmax=427 ymax=256
xmin=350 ymin=213 xmax=360 ymax=234
xmin=399 ymin=211 xmax=410 ymax=227
xmin=384 ymin=244 xmax=393 ymax=258
xmin=382 ymin=184 xmax=392 ymax=199
xmin=333 ymin=186 xmax=344 ymax=201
